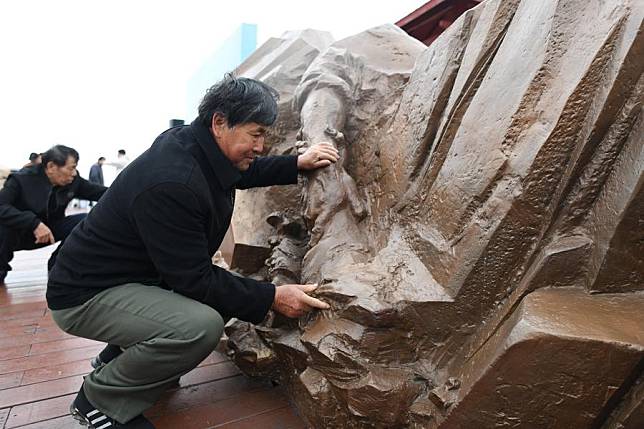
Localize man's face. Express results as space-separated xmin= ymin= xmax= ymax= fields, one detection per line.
xmin=212 ymin=116 xmax=268 ymax=171
xmin=46 ymin=156 xmax=77 ymax=186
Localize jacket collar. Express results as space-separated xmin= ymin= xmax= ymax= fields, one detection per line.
xmin=190 ymin=120 xmax=241 ymax=190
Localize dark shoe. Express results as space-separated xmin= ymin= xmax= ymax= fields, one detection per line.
xmin=70 ymin=385 xmax=155 ymax=428
xmin=91 ymin=344 xmax=124 ymax=369
xmin=0 ymin=271 xmax=6 ymax=286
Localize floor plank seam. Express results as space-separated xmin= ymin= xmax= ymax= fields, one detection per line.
xmin=0 ymin=390 xmax=82 ymax=410
xmin=210 ymin=404 xmax=290 ymax=428
xmin=4 ymin=403 xmax=75 ymax=429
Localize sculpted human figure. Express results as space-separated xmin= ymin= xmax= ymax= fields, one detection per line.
xmin=227 ymin=2 xmax=644 ymax=426
xmin=294 ymin=25 xmax=424 ymax=281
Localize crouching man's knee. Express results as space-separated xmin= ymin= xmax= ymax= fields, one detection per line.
xmin=185 ymin=307 xmax=225 ymax=362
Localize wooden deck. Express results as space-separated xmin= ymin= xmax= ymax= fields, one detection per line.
xmin=0 ymin=246 xmax=306 ymax=429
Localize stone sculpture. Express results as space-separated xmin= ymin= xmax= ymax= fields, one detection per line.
xmin=226 ymin=0 xmax=644 ymax=427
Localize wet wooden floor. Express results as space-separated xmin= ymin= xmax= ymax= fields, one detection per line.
xmin=0 ymin=246 xmax=306 ymax=429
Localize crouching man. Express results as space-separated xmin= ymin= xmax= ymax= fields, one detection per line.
xmin=47 ymin=74 xmax=338 ymax=428
xmin=0 ymin=145 xmax=107 ymax=286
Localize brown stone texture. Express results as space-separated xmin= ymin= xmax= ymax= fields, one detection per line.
xmin=440 ymin=288 xmax=644 ymax=428
xmin=225 ymin=0 xmax=644 ymax=427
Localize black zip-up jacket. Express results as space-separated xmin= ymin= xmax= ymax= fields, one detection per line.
xmin=0 ymin=165 xmax=107 ymax=231
xmin=47 ymin=121 xmax=299 ymax=324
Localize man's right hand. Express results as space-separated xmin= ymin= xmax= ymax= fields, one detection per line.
xmin=33 ymin=222 xmax=55 ymax=245
xmin=272 ymin=283 xmax=330 ymax=318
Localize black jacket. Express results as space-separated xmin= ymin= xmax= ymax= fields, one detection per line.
xmin=0 ymin=165 xmax=107 ymax=231
xmin=47 ymin=121 xmax=299 ymax=324
xmin=88 ymin=163 xmax=104 ymax=185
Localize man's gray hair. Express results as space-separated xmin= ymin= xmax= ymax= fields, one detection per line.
xmin=41 ymin=145 xmax=79 ymax=167
xmin=197 ymin=73 xmax=279 ymax=128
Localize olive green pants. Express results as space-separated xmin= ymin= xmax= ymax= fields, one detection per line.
xmin=51 ymin=283 xmax=224 ymax=423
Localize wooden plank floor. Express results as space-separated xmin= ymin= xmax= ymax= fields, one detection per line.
xmin=0 ymin=245 xmax=307 ymax=429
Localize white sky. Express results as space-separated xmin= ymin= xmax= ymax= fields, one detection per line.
xmin=0 ymin=0 xmax=425 ymax=177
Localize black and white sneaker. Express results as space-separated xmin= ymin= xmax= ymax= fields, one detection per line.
xmin=90 ymin=344 xmax=124 ymax=369
xmin=69 ymin=385 xmax=155 ymax=428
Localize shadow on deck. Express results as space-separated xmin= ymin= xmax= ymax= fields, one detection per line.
xmin=0 ymin=246 xmax=306 ymax=429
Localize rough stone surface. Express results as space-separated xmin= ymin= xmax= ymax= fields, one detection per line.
xmin=225 ymin=1 xmax=644 ymax=427
xmin=441 ymin=288 xmax=644 ymax=428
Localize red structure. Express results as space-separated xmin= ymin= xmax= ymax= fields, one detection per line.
xmin=397 ymin=0 xmax=482 ymax=45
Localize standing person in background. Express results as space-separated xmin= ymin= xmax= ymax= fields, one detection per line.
xmin=88 ymin=157 xmax=106 ymax=207
xmin=105 ymin=149 xmax=129 ymax=175
xmin=22 ymin=152 xmax=42 ymax=170
xmin=103 ymin=149 xmax=130 ymax=186
xmin=0 ymin=145 xmax=107 ymax=287
xmin=89 ymin=157 xmax=105 ymax=186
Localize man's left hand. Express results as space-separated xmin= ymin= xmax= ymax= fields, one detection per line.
xmin=297 ymin=142 xmax=339 ymax=170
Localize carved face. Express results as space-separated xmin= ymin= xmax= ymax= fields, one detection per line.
xmin=45 ymin=156 xmax=77 ymax=186
xmin=212 ymin=115 xmax=268 ymax=171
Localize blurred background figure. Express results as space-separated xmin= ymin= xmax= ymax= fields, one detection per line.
xmin=106 ymin=149 xmax=129 ymax=174
xmin=88 ymin=157 xmax=106 ymax=207
xmin=104 ymin=149 xmax=130 ymax=186
xmin=0 ymin=145 xmax=107 ymax=287
xmin=22 ymin=152 xmax=42 ymax=170
xmin=89 ymin=157 xmax=105 ymax=186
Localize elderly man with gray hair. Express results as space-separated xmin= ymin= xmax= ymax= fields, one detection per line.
xmin=47 ymin=74 xmax=338 ymax=428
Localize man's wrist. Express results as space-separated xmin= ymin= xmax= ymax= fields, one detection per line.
xmin=270 ymin=284 xmax=279 ymax=309
xmin=31 ymin=218 xmax=42 ymax=231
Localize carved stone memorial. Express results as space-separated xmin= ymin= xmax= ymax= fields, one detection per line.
xmin=226 ymin=0 xmax=644 ymax=427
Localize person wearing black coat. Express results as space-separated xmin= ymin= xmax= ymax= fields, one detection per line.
xmin=89 ymin=157 xmax=105 ymax=186
xmin=47 ymin=75 xmax=339 ymax=428
xmin=0 ymin=145 xmax=107 ymax=285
